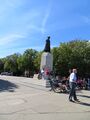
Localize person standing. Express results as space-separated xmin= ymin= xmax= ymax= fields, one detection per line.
xmin=69 ymin=69 xmax=79 ymax=102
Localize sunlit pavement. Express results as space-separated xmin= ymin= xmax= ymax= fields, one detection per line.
xmin=0 ymin=75 xmax=90 ymax=120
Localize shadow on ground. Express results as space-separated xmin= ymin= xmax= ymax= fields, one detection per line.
xmin=0 ymin=79 xmax=18 ymax=92
xmin=78 ymin=94 xmax=90 ymax=98
xmin=74 ymin=94 xmax=90 ymax=107
xmin=78 ymin=102 xmax=90 ymax=107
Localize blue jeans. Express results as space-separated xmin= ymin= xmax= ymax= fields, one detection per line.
xmin=69 ymin=82 xmax=77 ymax=100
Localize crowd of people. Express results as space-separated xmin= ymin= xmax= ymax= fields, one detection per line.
xmin=38 ymin=68 xmax=90 ymax=91
xmin=38 ymin=67 xmax=90 ymax=102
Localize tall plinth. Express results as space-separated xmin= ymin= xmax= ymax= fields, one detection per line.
xmin=40 ymin=36 xmax=53 ymax=88
xmin=40 ymin=52 xmax=53 ymax=72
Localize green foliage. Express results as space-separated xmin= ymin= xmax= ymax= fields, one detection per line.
xmin=0 ymin=40 xmax=90 ymax=77
xmin=17 ymin=55 xmax=25 ymax=75
xmin=51 ymin=47 xmax=60 ymax=74
xmin=34 ymin=51 xmax=42 ymax=72
xmin=0 ymin=59 xmax=4 ymax=73
xmin=52 ymin=40 xmax=90 ymax=77
xmin=21 ymin=49 xmax=39 ymax=76
xmin=4 ymin=53 xmax=20 ymax=75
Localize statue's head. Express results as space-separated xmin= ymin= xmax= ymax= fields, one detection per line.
xmin=47 ymin=36 xmax=50 ymax=40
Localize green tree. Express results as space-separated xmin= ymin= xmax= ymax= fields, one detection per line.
xmin=23 ymin=49 xmax=38 ymax=76
xmin=52 ymin=40 xmax=90 ymax=77
xmin=0 ymin=59 xmax=4 ymax=73
xmin=34 ymin=51 xmax=42 ymax=73
xmin=17 ymin=55 xmax=25 ymax=75
xmin=51 ymin=47 xmax=60 ymax=75
xmin=4 ymin=53 xmax=20 ymax=75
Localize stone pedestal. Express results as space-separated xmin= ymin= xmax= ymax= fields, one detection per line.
xmin=40 ymin=52 xmax=53 ymax=71
xmin=40 ymin=52 xmax=53 ymax=87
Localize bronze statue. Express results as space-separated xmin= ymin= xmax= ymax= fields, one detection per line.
xmin=44 ymin=36 xmax=51 ymax=53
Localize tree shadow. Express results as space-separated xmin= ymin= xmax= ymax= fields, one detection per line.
xmin=0 ymin=79 xmax=18 ymax=92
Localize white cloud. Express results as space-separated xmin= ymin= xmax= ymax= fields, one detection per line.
xmin=0 ymin=0 xmax=52 ymax=40
xmin=0 ymin=0 xmax=23 ymax=23
xmin=41 ymin=0 xmax=52 ymax=34
xmin=0 ymin=0 xmax=23 ymax=9
xmin=6 ymin=0 xmax=23 ymax=7
xmin=0 ymin=34 xmax=25 ymax=46
xmin=27 ymin=24 xmax=42 ymax=32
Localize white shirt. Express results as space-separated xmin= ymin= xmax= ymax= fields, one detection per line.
xmin=41 ymin=69 xmax=44 ymax=74
xmin=69 ymin=72 xmax=77 ymax=82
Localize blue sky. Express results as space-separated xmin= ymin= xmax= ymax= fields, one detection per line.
xmin=0 ymin=0 xmax=90 ymax=58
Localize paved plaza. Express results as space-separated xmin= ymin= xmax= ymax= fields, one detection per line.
xmin=0 ymin=75 xmax=90 ymax=120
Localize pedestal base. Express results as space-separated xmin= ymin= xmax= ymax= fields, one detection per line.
xmin=40 ymin=52 xmax=53 ymax=71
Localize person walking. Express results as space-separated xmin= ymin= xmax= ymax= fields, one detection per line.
xmin=69 ymin=69 xmax=79 ymax=102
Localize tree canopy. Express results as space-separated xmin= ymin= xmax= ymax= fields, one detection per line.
xmin=0 ymin=40 xmax=90 ymax=78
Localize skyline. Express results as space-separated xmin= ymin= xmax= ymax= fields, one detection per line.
xmin=0 ymin=0 xmax=90 ymax=58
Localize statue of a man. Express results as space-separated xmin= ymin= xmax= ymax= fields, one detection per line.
xmin=44 ymin=36 xmax=51 ymax=53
